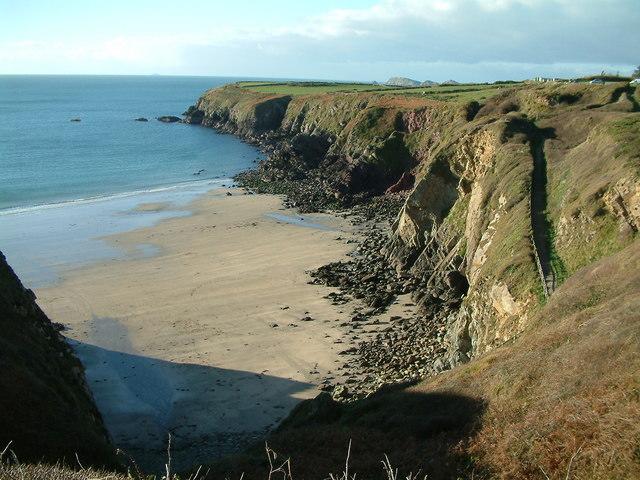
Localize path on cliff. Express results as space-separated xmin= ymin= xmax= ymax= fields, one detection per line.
xmin=530 ymin=134 xmax=556 ymax=297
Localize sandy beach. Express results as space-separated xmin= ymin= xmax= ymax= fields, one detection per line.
xmin=36 ymin=188 xmax=357 ymax=470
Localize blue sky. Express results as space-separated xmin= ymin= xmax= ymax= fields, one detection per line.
xmin=1 ymin=0 xmax=638 ymax=81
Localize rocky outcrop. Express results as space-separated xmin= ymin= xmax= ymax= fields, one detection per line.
xmin=186 ymin=85 xmax=457 ymax=209
xmin=156 ymin=115 xmax=181 ymax=123
xmin=385 ymin=171 xmax=415 ymax=194
xmin=386 ymin=77 xmax=421 ymax=87
xmin=0 ymin=252 xmax=116 ymax=467
xmin=604 ymin=176 xmax=640 ymax=232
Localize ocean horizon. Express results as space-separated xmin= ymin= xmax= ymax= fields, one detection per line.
xmin=0 ymin=74 xmax=262 ymax=212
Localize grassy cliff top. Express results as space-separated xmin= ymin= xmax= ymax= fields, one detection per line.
xmin=236 ymin=80 xmax=519 ymax=103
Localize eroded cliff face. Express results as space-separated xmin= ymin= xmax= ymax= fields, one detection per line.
xmin=188 ymin=86 xmax=463 ymax=205
xmin=387 ymin=83 xmax=639 ymax=365
xmin=0 ymin=252 xmax=115 ymax=466
xmin=187 ymin=82 xmax=639 ymax=369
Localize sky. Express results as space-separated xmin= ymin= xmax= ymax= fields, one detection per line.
xmin=0 ymin=0 xmax=638 ymax=82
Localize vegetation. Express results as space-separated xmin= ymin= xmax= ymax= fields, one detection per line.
xmin=238 ymin=80 xmax=516 ymax=104
xmin=0 ymin=253 xmax=117 ymax=468
xmin=238 ymin=81 xmax=389 ymax=95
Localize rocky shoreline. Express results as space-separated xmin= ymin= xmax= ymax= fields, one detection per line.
xmin=182 ymin=101 xmax=460 ymax=402
xmin=303 ymin=198 xmax=453 ymax=401
xmin=236 ymin=157 xmax=454 ymax=400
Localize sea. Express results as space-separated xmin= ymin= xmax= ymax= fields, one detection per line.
xmin=0 ymin=75 xmax=263 ymax=287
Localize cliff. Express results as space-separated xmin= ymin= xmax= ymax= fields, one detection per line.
xmin=186 ymin=81 xmax=639 ymax=368
xmin=184 ymin=81 xmax=640 ymax=480
xmin=0 ymin=251 xmax=116 ymax=467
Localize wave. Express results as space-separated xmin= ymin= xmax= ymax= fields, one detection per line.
xmin=0 ymin=177 xmax=234 ymax=216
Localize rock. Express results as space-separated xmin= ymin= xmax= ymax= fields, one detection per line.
xmin=156 ymin=115 xmax=181 ymax=123
xmin=134 ymin=117 xmax=148 ymax=122
xmin=70 ymin=118 xmax=81 ymax=122
xmin=332 ymin=385 xmax=349 ymax=400
xmin=386 ymin=77 xmax=421 ymax=87
xmin=385 ymin=172 xmax=415 ymax=194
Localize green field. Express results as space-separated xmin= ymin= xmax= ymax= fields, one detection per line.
xmin=238 ymin=80 xmax=518 ymax=103
xmin=374 ymin=83 xmax=514 ymax=102
xmin=237 ymin=81 xmax=389 ymax=95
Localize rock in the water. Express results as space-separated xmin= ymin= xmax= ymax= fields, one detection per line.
xmin=134 ymin=117 xmax=149 ymax=122
xmin=70 ymin=118 xmax=81 ymax=122
xmin=156 ymin=115 xmax=181 ymax=123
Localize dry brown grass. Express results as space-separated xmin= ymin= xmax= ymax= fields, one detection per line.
xmin=0 ymin=441 xmax=432 ymax=480
xmin=0 ymin=437 xmax=209 ymax=480
xmin=430 ymin=240 xmax=640 ymax=479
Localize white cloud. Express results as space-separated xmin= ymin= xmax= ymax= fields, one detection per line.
xmin=0 ymin=0 xmax=637 ymax=78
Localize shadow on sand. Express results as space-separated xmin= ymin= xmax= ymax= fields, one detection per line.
xmin=72 ymin=332 xmax=315 ymax=473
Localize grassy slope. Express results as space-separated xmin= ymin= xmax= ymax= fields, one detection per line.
xmin=238 ymin=81 xmax=389 ymax=95
xmin=238 ymin=80 xmax=515 ymax=103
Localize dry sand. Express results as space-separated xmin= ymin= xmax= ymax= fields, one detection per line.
xmin=36 ymin=189 xmax=357 ymax=471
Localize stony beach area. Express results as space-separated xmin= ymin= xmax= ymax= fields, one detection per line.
xmin=33 ymin=186 xmax=446 ymax=470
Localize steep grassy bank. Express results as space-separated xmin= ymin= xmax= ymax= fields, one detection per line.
xmin=0 ymin=252 xmax=116 ymax=468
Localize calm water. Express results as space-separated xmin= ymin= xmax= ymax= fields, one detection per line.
xmin=0 ymin=75 xmax=259 ymax=211
xmin=0 ymin=75 xmax=263 ymax=286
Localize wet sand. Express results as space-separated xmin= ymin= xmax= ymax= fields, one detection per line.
xmin=36 ymin=189 xmax=356 ymax=471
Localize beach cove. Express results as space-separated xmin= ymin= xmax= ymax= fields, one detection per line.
xmin=34 ymin=188 xmax=358 ymax=471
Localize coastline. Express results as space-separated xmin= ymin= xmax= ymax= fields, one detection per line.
xmin=35 ymin=187 xmax=360 ymax=471
xmin=0 ymin=179 xmax=234 ymax=289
